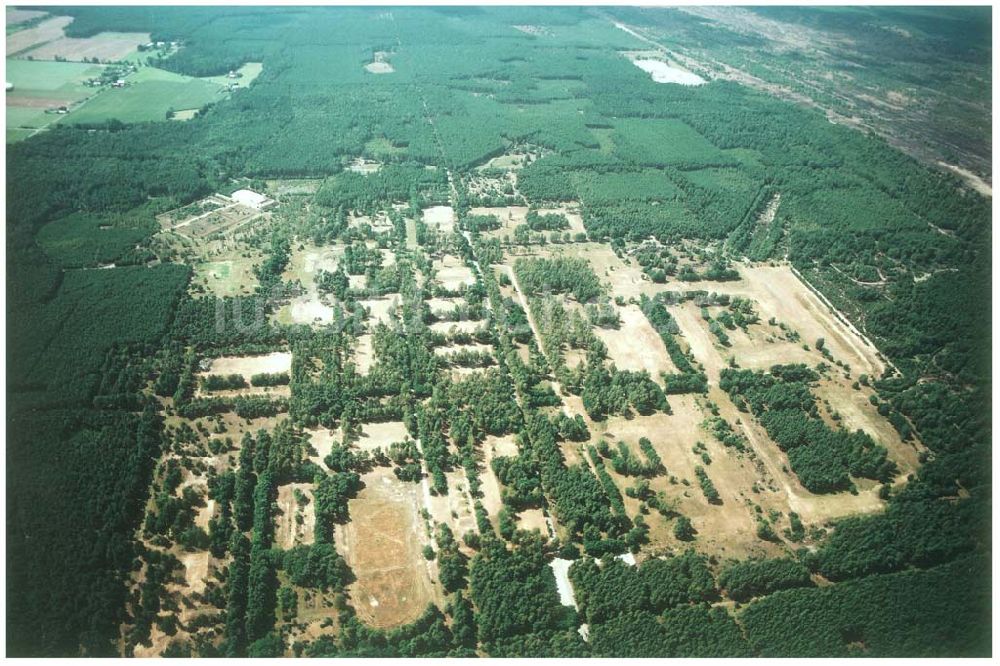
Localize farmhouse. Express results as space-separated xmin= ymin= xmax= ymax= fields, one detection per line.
xmin=230 ymin=188 xmax=275 ymax=210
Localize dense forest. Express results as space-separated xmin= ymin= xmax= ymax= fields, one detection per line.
xmin=6 ymin=4 xmax=990 ymax=659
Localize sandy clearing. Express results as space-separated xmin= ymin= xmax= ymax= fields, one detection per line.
xmin=517 ymin=508 xmax=551 ymax=536
xmin=204 ymin=351 xmax=291 ymax=378
xmin=335 ymin=467 xmax=436 ymax=628
xmin=594 ymin=303 xmax=677 ymax=380
xmin=425 ymin=469 xmax=479 ymax=541
xmin=479 ymin=441 xmax=505 ymax=526
xmin=178 ymin=551 xmax=210 ymax=596
xmin=283 ymin=295 xmax=336 ymax=325
xmin=276 ymin=483 xmax=316 ymax=550
xmin=7 ymin=15 xmax=71 ymax=55
xmin=670 ymin=301 xmax=722 ymax=380
xmin=631 ymin=58 xmax=706 ymax=85
xmin=661 ymin=264 xmax=886 ymax=378
xmin=486 ymin=434 xmax=519 ymax=458
xmin=422 ymin=205 xmax=455 ymax=232
xmin=470 ymin=205 xmax=528 ymax=238
xmin=433 ymin=343 xmax=494 ymax=356
xmin=354 ymin=421 xmax=411 ymax=452
xmin=429 ymin=320 xmax=484 ymax=334
xmin=194 ymin=499 xmax=215 ymax=531
xmin=549 ymin=558 xmax=579 ymax=609
xmin=353 ymin=333 xmax=375 ymax=374
xmin=425 ymin=296 xmax=466 ymax=314
xmin=938 ymin=161 xmax=991 ymax=197
xmin=434 ymin=254 xmax=475 ymax=290
xmin=306 ymin=427 xmax=340 ymax=468
xmin=814 ymin=379 xmax=923 ymax=481
xmin=587 ymin=396 xmax=785 ymax=560
xmin=359 ymin=296 xmax=400 ymax=326
xmin=348 ymin=157 xmax=382 ymax=174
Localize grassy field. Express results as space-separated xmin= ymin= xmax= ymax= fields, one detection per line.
xmin=202 ymin=61 xmax=264 ymax=86
xmin=6 ymin=59 xmax=105 ymax=140
xmin=61 ymin=67 xmax=228 ymax=124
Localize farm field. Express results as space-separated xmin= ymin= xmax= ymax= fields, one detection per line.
xmin=61 ymin=67 xmax=228 ymax=124
xmin=5 ymin=5 xmax=989 ymax=661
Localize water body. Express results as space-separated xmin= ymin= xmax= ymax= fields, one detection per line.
xmin=632 ymin=59 xmax=706 ymax=85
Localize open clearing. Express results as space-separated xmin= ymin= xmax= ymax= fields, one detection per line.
xmin=6 ymin=15 xmax=72 ymax=55
xmin=335 ymin=467 xmax=436 ymax=628
xmin=22 ymin=29 xmax=150 ymax=61
xmin=594 ymin=303 xmax=677 ymax=379
xmin=353 ymin=421 xmax=410 ymax=452
xmin=631 ymin=58 xmax=706 ymax=85
xmin=7 ymin=8 xmax=48 ymax=25
xmin=275 ymin=483 xmax=316 ymax=550
xmin=433 ymin=254 xmax=475 ymax=291
xmin=202 ymin=351 xmax=292 ymax=378
xmin=63 ymin=67 xmax=226 ymax=124
xmin=422 ymin=205 xmax=455 ymax=232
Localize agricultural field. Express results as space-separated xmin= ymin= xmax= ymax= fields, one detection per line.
xmin=60 ymin=66 xmax=229 ymax=124
xmin=6 ymin=5 xmax=990 ymax=661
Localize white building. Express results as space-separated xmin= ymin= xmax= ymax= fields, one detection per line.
xmin=230 ymin=188 xmax=273 ymax=210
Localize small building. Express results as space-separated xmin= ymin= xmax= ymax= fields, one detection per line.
xmin=112 ymin=79 xmax=126 ymax=88
xmin=230 ymin=188 xmax=274 ymax=210
xmin=5 ymin=82 xmax=13 ymax=92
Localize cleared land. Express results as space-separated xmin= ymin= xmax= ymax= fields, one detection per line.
xmin=335 ymin=467 xmax=437 ymax=628
xmin=6 ymin=15 xmax=72 ymax=55
xmin=21 ymin=30 xmax=150 ymax=61
xmin=63 ymin=67 xmax=226 ymax=124
xmin=594 ymin=303 xmax=677 ymax=379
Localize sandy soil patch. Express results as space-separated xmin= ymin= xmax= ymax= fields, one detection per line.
xmin=422 ymin=205 xmax=455 ymax=232
xmin=594 ymin=303 xmax=677 ymax=380
xmin=663 ymin=264 xmax=887 ymax=378
xmin=550 ymin=558 xmax=579 ymax=609
xmin=365 ymin=51 xmax=395 ymax=74
xmin=425 ymin=469 xmax=479 ymax=541
xmin=539 ymin=204 xmax=586 ymax=234
xmin=938 ymin=161 xmax=991 ymax=197
xmin=631 ymin=58 xmax=706 ymax=85
xmin=306 ymin=427 xmax=340 ymax=468
xmin=516 ymin=508 xmax=552 ymax=536
xmin=7 ymin=15 xmax=71 ymax=55
xmin=542 ymin=242 xmax=653 ymax=300
xmin=434 ymin=343 xmax=494 ymax=356
xmin=281 ymin=295 xmax=336 ymax=325
xmin=434 ymin=254 xmax=475 ymax=290
xmin=429 ymin=320 xmax=484 ymax=335
xmin=486 ymin=434 xmax=518 ymax=458
xmin=170 ymin=108 xmax=200 ymax=121
xmin=194 ymin=499 xmax=215 ymax=531
xmin=203 ymin=351 xmax=291 ymax=378
xmin=359 ymin=296 xmax=400 ymax=326
xmin=283 ymin=243 xmax=342 ymax=284
xmin=591 ymin=396 xmax=783 ymax=560
xmin=276 ymin=483 xmax=316 ymax=550
xmin=348 ymin=157 xmax=382 ymax=174
xmin=470 ymin=206 xmax=528 ymax=238
xmin=405 ymin=218 xmax=418 ymax=250
xmin=354 ymin=421 xmax=410 ymax=452
xmin=352 ymin=333 xmax=375 ymax=374
xmin=814 ymin=379 xmax=923 ymax=481
xmin=478 ymin=440 xmax=507 ymax=526
xmin=178 ymin=551 xmax=210 ymax=596
xmin=335 ymin=467 xmax=436 ymax=628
